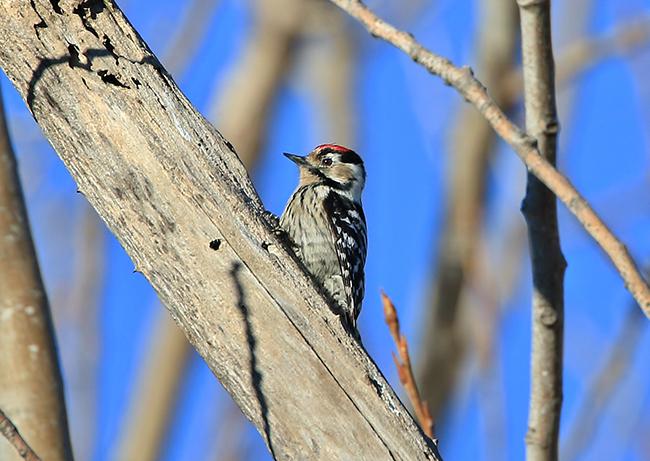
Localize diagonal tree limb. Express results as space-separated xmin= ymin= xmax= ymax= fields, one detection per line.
xmin=0 ymin=2 xmax=441 ymax=460
xmin=327 ymin=0 xmax=650 ymax=315
xmin=114 ymin=2 xmax=308 ymax=459
xmin=517 ymin=1 xmax=565 ymax=460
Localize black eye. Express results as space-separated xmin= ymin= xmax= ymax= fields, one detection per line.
xmin=322 ymin=157 xmax=333 ymax=166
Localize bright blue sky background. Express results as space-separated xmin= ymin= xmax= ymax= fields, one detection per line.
xmin=2 ymin=0 xmax=650 ymax=460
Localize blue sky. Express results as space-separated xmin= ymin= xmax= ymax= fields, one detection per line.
xmin=2 ymin=0 xmax=649 ymax=460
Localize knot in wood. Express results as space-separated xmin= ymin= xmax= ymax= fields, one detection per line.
xmin=538 ymin=306 xmax=558 ymax=326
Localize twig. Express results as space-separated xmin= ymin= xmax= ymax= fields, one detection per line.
xmin=381 ymin=292 xmax=434 ymax=439
xmin=328 ymin=0 xmax=650 ymax=315
xmin=0 ymin=409 xmax=42 ymax=461
xmin=517 ymin=1 xmax=565 ymax=459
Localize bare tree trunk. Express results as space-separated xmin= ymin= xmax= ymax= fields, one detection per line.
xmin=0 ymin=86 xmax=73 ymax=460
xmin=0 ymin=3 xmax=440 ymax=460
xmin=517 ymin=2 xmax=565 ymax=460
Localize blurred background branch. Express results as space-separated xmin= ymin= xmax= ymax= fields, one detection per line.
xmin=418 ymin=0 xmax=520 ymax=420
xmin=211 ymin=0 xmax=305 ymax=168
xmin=0 ymin=86 xmax=73 ymax=461
xmin=163 ymin=0 xmax=222 ymax=79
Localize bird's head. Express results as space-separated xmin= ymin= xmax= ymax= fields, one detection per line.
xmin=284 ymin=144 xmax=366 ymax=202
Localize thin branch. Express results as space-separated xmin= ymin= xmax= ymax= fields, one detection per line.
xmin=328 ymin=0 xmax=650 ymax=315
xmin=517 ymin=1 xmax=565 ymax=460
xmin=0 ymin=409 xmax=42 ymax=461
xmin=301 ymin=1 xmax=357 ymax=146
xmin=208 ymin=400 xmax=247 ymax=461
xmin=59 ymin=202 xmax=104 ymax=461
xmin=381 ymin=292 xmax=434 ymax=440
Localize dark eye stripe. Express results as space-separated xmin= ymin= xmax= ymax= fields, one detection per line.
xmin=339 ymin=150 xmax=363 ymax=165
xmin=316 ymin=145 xmax=364 ymax=165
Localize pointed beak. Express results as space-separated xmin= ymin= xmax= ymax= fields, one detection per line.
xmin=283 ymin=152 xmax=309 ymax=167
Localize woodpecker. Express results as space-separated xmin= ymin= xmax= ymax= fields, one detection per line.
xmin=280 ymin=144 xmax=367 ymax=332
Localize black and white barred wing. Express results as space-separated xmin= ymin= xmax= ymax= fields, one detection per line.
xmin=324 ymin=192 xmax=367 ymax=324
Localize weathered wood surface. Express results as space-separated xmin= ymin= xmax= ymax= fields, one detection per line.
xmin=0 ymin=1 xmax=441 ymax=460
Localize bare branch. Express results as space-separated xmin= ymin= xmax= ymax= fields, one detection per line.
xmin=327 ymin=0 xmax=650 ymax=315
xmin=0 ymin=3 xmax=440 ymax=459
xmin=0 ymin=84 xmax=73 ymax=461
xmin=0 ymin=409 xmax=42 ymax=461
xmin=517 ymin=1 xmax=565 ymax=459
xmin=381 ymin=292 xmax=434 ymax=440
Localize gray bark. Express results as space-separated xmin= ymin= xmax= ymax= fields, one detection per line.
xmin=0 ymin=2 xmax=441 ymax=460
xmin=517 ymin=1 xmax=565 ymax=460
